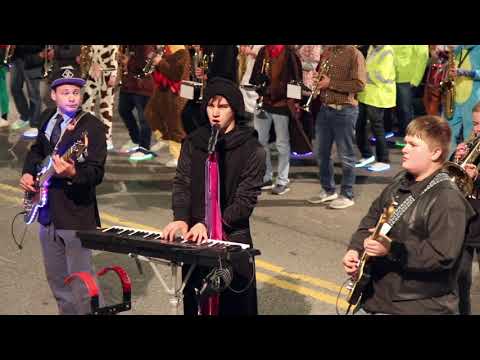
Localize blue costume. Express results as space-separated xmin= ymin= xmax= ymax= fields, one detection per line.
xmin=449 ymin=45 xmax=480 ymax=152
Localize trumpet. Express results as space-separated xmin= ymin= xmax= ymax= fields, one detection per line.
xmin=79 ymin=45 xmax=93 ymax=79
xmin=3 ymin=45 xmax=15 ymax=67
xmin=115 ymin=45 xmax=129 ymax=86
xmin=444 ymin=134 xmax=480 ymax=196
xmin=136 ymin=45 xmax=165 ymax=79
xmin=42 ymin=45 xmax=54 ymax=79
xmin=301 ymin=55 xmax=332 ymax=113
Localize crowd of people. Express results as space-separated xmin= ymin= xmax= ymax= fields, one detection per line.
xmin=8 ymin=44 xmax=480 ymax=315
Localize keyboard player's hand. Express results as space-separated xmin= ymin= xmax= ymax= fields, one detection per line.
xmin=162 ymin=221 xmax=188 ymax=242
xmin=185 ymin=223 xmax=208 ymax=245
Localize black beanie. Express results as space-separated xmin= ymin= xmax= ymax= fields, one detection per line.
xmin=201 ymin=77 xmax=246 ymax=122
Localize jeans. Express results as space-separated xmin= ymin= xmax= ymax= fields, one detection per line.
xmin=315 ymin=104 xmax=359 ymax=199
xmin=118 ymin=91 xmax=152 ymax=150
xmin=396 ymin=82 xmax=414 ymax=137
xmin=10 ymin=59 xmax=42 ymax=127
xmin=356 ymin=103 xmax=390 ymax=163
xmin=254 ymin=110 xmax=290 ymax=186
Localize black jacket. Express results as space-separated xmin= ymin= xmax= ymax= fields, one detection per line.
xmin=13 ymin=45 xmax=45 ymax=70
xmin=203 ymin=45 xmax=238 ymax=84
xmin=173 ymin=124 xmax=265 ymax=245
xmin=22 ymin=109 xmax=107 ymax=230
xmin=53 ymin=45 xmax=80 ymax=70
xmin=349 ymin=169 xmax=475 ymax=314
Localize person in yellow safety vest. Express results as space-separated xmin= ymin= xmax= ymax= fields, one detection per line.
xmin=355 ymin=45 xmax=396 ymax=172
xmin=391 ymin=45 xmax=429 ymax=137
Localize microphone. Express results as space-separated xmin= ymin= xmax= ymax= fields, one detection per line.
xmin=208 ymin=124 xmax=220 ymax=154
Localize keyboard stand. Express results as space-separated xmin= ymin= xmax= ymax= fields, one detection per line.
xmin=129 ymin=254 xmax=196 ymax=315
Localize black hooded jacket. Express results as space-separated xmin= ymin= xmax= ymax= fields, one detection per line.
xmin=172 ymin=124 xmax=266 ymax=244
xmin=349 ymin=169 xmax=475 ymax=314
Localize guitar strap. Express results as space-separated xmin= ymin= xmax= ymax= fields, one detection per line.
xmin=382 ymin=172 xmax=451 ymax=235
xmin=52 ymin=110 xmax=88 ymax=154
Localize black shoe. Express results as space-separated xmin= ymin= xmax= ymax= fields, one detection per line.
xmin=271 ymin=184 xmax=290 ymax=195
xmin=261 ymin=180 xmax=274 ymax=190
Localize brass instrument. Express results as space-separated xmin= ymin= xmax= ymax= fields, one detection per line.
xmin=301 ymin=53 xmax=333 ymax=113
xmin=255 ymin=56 xmax=270 ymax=110
xmin=79 ymin=45 xmax=93 ymax=79
xmin=198 ymin=50 xmax=214 ymax=101
xmin=444 ymin=134 xmax=480 ymax=196
xmin=115 ymin=45 xmax=129 ymax=86
xmin=42 ymin=45 xmax=54 ymax=79
xmin=136 ymin=45 xmax=165 ymax=79
xmin=3 ymin=45 xmax=15 ymax=66
xmin=440 ymin=50 xmax=456 ymax=120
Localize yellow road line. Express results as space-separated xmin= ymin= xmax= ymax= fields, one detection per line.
xmin=0 ymin=184 xmax=349 ymax=305
xmin=256 ymin=272 xmax=348 ymax=311
xmin=256 ymin=259 xmax=349 ymax=295
xmin=0 ymin=183 xmax=22 ymax=194
xmin=0 ymin=192 xmax=22 ymax=206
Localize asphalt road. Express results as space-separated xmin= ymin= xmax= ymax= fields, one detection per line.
xmin=1 ymin=73 xmax=479 ymax=315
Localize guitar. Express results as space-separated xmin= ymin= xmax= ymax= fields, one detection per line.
xmin=23 ymin=132 xmax=88 ymax=225
xmin=345 ymin=201 xmax=397 ymax=314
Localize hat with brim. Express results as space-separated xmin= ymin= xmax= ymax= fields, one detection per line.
xmin=50 ymin=66 xmax=86 ymax=90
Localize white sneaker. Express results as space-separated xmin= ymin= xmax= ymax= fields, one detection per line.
xmin=307 ymin=190 xmax=338 ymax=204
xmin=119 ymin=140 xmax=139 ymax=154
xmin=165 ymin=158 xmax=178 ymax=168
xmin=107 ymin=140 xmax=115 ymax=152
xmin=328 ymin=196 xmax=355 ymax=209
xmin=0 ymin=119 xmax=9 ymax=128
xmin=367 ymin=162 xmax=391 ymax=172
xmin=10 ymin=119 xmax=29 ymax=131
xmin=23 ymin=127 xmax=38 ymax=139
xmin=151 ymin=140 xmax=168 ymax=152
xmin=129 ymin=150 xmax=154 ymax=161
xmin=355 ymin=156 xmax=375 ymax=168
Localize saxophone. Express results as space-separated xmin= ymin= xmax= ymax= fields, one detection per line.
xmin=255 ymin=56 xmax=270 ymax=110
xmin=79 ymin=45 xmax=93 ymax=79
xmin=444 ymin=133 xmax=480 ymax=196
xmin=440 ymin=50 xmax=456 ymax=120
xmin=42 ymin=45 xmax=54 ymax=79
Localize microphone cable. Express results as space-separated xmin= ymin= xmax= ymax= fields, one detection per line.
xmin=11 ymin=211 xmax=28 ymax=250
xmin=228 ymin=253 xmax=257 ymax=294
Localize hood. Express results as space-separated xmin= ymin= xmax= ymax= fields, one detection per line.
xmin=190 ymin=124 xmax=258 ymax=153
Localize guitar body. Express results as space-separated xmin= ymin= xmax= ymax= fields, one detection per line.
xmin=345 ymin=201 xmax=397 ymax=314
xmin=23 ymin=156 xmax=52 ymax=225
xmin=346 ymin=254 xmax=372 ymax=311
xmin=23 ymin=185 xmax=48 ymax=225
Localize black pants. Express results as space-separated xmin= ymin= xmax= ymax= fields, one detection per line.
xmin=458 ymin=246 xmax=479 ymax=315
xmin=118 ymin=91 xmax=152 ymax=150
xmin=182 ymin=259 xmax=258 ymax=316
xmin=355 ymin=103 xmax=390 ymax=163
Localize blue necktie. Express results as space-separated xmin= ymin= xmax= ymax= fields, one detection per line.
xmin=50 ymin=113 xmax=64 ymax=147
